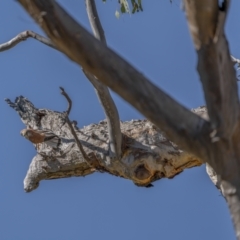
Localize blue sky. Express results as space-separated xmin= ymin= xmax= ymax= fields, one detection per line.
xmin=0 ymin=0 xmax=239 ymax=239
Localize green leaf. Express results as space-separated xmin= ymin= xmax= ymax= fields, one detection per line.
xmin=138 ymin=0 xmax=143 ymax=11
xmin=120 ymin=3 xmax=126 ymax=13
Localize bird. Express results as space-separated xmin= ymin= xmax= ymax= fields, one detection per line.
xmin=20 ymin=129 xmax=61 ymax=149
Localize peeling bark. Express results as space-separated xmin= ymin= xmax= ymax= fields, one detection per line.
xmin=184 ymin=0 xmax=240 ymax=237
xmin=6 ymin=96 xmax=202 ymax=192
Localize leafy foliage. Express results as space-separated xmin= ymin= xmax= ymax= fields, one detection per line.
xmin=103 ymin=0 xmax=143 ymax=15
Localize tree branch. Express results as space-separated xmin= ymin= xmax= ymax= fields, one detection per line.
xmin=184 ymin=0 xmax=239 ymax=139
xmin=60 ymin=87 xmax=92 ymax=167
xmin=18 ymin=0 xmax=210 ymax=161
xmin=84 ymin=0 xmax=122 ymax=160
xmin=6 ymin=96 xmax=202 ymax=192
xmin=59 ymin=86 xmax=72 ymax=115
xmin=184 ymin=0 xmax=240 ymax=237
xmin=85 ymin=0 xmax=106 ymax=44
xmin=0 ymin=30 xmax=57 ymax=52
xmin=83 ymin=71 xmax=123 ymax=160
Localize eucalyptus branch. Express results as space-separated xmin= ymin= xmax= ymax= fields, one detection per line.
xmin=85 ymin=0 xmax=122 ymax=160
xmin=85 ymin=0 xmax=106 ymax=44
xmin=0 ymin=30 xmax=57 ymax=52
xmin=184 ymin=0 xmax=240 ymax=237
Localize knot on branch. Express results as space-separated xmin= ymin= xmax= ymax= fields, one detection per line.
xmin=134 ymin=164 xmax=151 ymax=181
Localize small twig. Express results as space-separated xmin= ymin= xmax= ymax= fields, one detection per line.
xmin=0 ymin=30 xmax=57 ymax=52
xmin=60 ymin=87 xmax=92 ymax=167
xmin=59 ymin=86 xmax=72 ymax=115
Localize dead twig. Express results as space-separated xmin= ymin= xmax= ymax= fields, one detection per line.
xmin=59 ymin=87 xmax=92 ymax=167
xmin=0 ymin=30 xmax=57 ymax=52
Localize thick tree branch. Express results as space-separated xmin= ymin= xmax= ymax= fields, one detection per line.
xmin=18 ymin=0 xmax=210 ymax=161
xmin=184 ymin=0 xmax=239 ymax=139
xmin=84 ymin=0 xmax=122 ymax=160
xmin=184 ymin=0 xmax=240 ymax=238
xmin=0 ymin=17 xmax=122 ymax=161
xmin=60 ymin=86 xmax=72 ymax=115
xmin=6 ymin=96 xmax=202 ymax=192
xmin=6 ymin=1 xmax=240 ymax=236
xmin=0 ymin=30 xmax=56 ymax=51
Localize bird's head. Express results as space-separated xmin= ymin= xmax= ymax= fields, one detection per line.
xmin=20 ymin=129 xmax=32 ymax=139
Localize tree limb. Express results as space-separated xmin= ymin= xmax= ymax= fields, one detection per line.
xmin=0 ymin=30 xmax=57 ymax=52
xmin=184 ymin=0 xmax=240 ymax=238
xmin=0 ymin=1 xmax=124 ymax=162
xmin=6 ymin=96 xmax=202 ymax=192
xmin=8 ymin=0 xmax=240 ymax=236
xmin=184 ymin=0 xmax=239 ymax=140
xmin=18 ymin=0 xmax=210 ymax=161
xmin=84 ymin=0 xmax=122 ymax=160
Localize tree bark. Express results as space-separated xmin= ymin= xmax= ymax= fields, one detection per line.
xmin=6 ymin=96 xmax=202 ymax=192
xmin=184 ymin=0 xmax=240 ymax=237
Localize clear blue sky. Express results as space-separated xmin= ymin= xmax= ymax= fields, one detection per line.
xmin=0 ymin=1 xmax=239 ymax=239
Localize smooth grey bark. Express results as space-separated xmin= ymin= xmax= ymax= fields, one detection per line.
xmin=60 ymin=87 xmax=93 ymax=167
xmin=84 ymin=0 xmax=122 ymax=160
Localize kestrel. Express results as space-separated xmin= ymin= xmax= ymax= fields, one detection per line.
xmin=20 ymin=129 xmax=61 ymax=149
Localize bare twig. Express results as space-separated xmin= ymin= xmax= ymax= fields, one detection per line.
xmin=60 ymin=87 xmax=92 ymax=167
xmin=185 ymin=0 xmax=239 ymax=140
xmin=85 ymin=0 xmax=122 ymax=160
xmin=184 ymin=0 xmax=240 ymax=237
xmin=59 ymin=86 xmax=72 ymax=115
xmin=0 ymin=30 xmax=57 ymax=52
xmin=84 ymin=71 xmax=122 ymax=160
